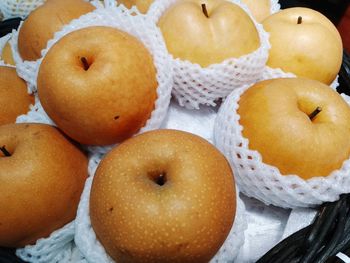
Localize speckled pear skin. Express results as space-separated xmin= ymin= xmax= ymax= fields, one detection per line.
xmin=90 ymin=129 xmax=236 ymax=263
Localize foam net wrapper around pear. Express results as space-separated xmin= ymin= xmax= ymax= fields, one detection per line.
xmin=75 ymin=152 xmax=247 ymax=263
xmin=269 ymin=0 xmax=281 ymax=14
xmin=15 ymin=222 xmax=80 ymax=263
xmin=0 ymin=0 xmax=44 ymax=19
xmin=147 ymin=0 xmax=270 ymax=110
xmin=0 ymin=0 xmax=105 ymax=19
xmin=14 ymin=6 xmax=173 ymax=155
xmin=103 ymin=0 xmax=146 ymax=15
xmin=8 ymin=24 xmax=39 ymax=93
xmin=214 ymin=69 xmax=350 ymax=209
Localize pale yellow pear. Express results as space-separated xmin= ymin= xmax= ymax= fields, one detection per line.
xmin=158 ymin=0 xmax=260 ymax=67
xmin=238 ymin=78 xmax=350 ymax=179
xmin=263 ymin=7 xmax=343 ymax=84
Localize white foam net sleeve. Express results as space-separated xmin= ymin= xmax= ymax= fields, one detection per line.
xmin=270 ymin=0 xmax=281 ymax=14
xmin=0 ymin=0 xmax=44 ymax=19
xmin=14 ymin=6 xmax=173 ymax=156
xmin=106 ymin=0 xmax=145 ymax=15
xmin=330 ymin=75 xmax=339 ymax=90
xmin=211 ymin=190 xmax=247 ymax=263
xmin=16 ymin=222 xmax=76 ymax=263
xmin=16 ymin=96 xmax=55 ymax=125
xmin=75 ymin=152 xmax=247 ymax=263
xmin=75 ymin=176 xmax=114 ymax=263
xmin=214 ymin=82 xmax=350 ymax=209
xmin=147 ymin=0 xmax=270 ymax=110
xmin=0 ymin=0 xmax=104 ymax=19
xmin=10 ymin=24 xmax=39 ymax=93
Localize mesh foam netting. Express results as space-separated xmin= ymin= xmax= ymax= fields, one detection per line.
xmin=269 ymin=0 xmax=280 ymax=14
xmin=14 ymin=6 xmax=173 ymax=155
xmin=16 ymin=96 xmax=55 ymax=125
xmin=147 ymin=0 xmax=270 ymax=110
xmin=10 ymin=24 xmax=38 ymax=93
xmin=0 ymin=0 xmax=105 ymax=19
xmin=214 ymin=73 xmax=350 ymax=209
xmin=74 ymin=151 xmax=247 ymax=263
xmin=105 ymin=0 xmax=145 ymax=15
xmin=16 ymin=222 xmax=78 ymax=263
xmin=0 ymin=0 xmax=44 ymax=19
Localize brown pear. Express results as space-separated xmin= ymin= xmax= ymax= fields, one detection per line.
xmin=18 ymin=0 xmax=95 ymax=61
xmin=0 ymin=66 xmax=34 ymax=125
xmin=1 ymin=42 xmax=15 ymax=66
xmin=0 ymin=123 xmax=88 ymax=247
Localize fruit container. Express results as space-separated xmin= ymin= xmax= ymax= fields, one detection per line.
xmin=1 ymin=1 xmax=350 ymax=262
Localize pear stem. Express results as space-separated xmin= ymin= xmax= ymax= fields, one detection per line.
xmin=309 ymin=107 xmax=322 ymax=121
xmin=81 ymin=57 xmax=90 ymax=71
xmin=201 ymin=3 xmax=209 ymax=18
xmin=297 ymin=16 xmax=302 ymax=24
xmin=0 ymin=146 xmax=11 ymax=157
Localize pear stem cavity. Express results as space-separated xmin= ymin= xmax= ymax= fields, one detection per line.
xmin=0 ymin=146 xmax=11 ymax=157
xmin=155 ymin=173 xmax=167 ymax=186
xmin=309 ymin=107 xmax=322 ymax=121
xmin=201 ymin=3 xmax=209 ymax=18
xmin=148 ymin=171 xmax=167 ymax=186
xmin=297 ymin=16 xmax=302 ymax=24
xmin=81 ymin=57 xmax=90 ymax=71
